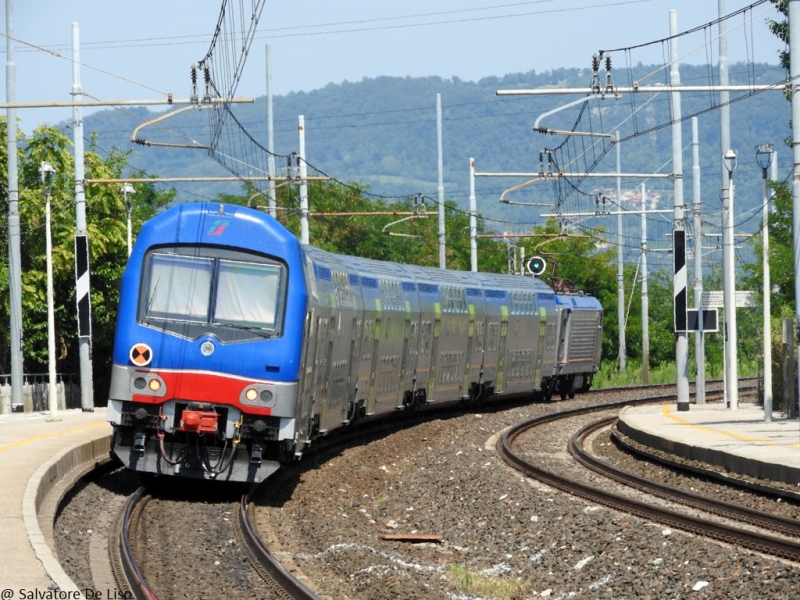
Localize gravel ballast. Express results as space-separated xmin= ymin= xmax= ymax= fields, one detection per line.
xmin=255 ymin=398 xmax=800 ymax=600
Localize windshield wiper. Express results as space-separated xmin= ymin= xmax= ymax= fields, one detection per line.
xmin=219 ymin=323 xmax=274 ymax=338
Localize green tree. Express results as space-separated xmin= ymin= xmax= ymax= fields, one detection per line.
xmin=0 ymin=121 xmax=174 ymax=403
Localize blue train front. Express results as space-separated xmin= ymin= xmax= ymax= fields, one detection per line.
xmin=108 ymin=202 xmax=603 ymax=482
xmin=108 ymin=203 xmax=308 ymax=481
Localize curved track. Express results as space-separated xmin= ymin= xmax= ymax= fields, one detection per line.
xmin=114 ymin=483 xmax=319 ymax=600
xmin=496 ymin=395 xmax=800 ymax=562
xmin=572 ymin=416 xmax=800 ymax=540
xmin=115 ymin=487 xmax=157 ymax=600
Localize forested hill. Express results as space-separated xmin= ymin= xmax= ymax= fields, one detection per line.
xmin=78 ymin=62 xmax=790 ymax=224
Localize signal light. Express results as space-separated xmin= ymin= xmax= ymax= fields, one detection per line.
xmin=148 ymin=379 xmax=162 ymax=392
xmin=527 ymin=256 xmax=546 ymax=277
xmin=245 ymin=388 xmax=259 ymax=401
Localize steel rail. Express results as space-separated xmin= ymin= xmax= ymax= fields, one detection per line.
xmin=572 ymin=416 xmax=800 ymax=539
xmin=239 ymin=488 xmax=321 ymax=600
xmin=117 ymin=487 xmax=158 ymax=600
xmin=497 ymin=393 xmax=800 ymax=562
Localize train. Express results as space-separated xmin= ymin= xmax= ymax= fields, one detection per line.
xmin=107 ymin=202 xmax=603 ymax=482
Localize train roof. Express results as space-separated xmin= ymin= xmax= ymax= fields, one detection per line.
xmin=137 ymin=202 xmax=300 ymax=258
xmin=555 ymin=294 xmax=603 ymax=310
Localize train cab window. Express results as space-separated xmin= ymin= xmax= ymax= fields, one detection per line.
xmin=215 ymin=260 xmax=281 ymax=328
xmin=146 ymin=254 xmax=213 ymax=322
xmin=140 ymin=248 xmax=286 ymax=342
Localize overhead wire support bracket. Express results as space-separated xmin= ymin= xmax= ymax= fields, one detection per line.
xmin=382 ymin=194 xmax=428 ymax=238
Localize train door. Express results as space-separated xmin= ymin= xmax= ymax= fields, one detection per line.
xmin=426 ymin=317 xmax=441 ymax=402
xmin=465 ymin=289 xmax=487 ymax=398
xmin=496 ymin=312 xmax=509 ymax=394
xmin=366 ymin=317 xmax=381 ymax=415
xmin=313 ymin=315 xmax=334 ymax=433
xmin=533 ymin=309 xmax=547 ymax=388
xmin=397 ymin=317 xmax=412 ymax=408
xmin=344 ymin=315 xmax=363 ymax=424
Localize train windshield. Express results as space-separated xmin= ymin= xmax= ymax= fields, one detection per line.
xmin=141 ymin=248 xmax=285 ymax=340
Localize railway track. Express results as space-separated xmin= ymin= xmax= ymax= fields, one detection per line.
xmin=572 ymin=416 xmax=800 ymax=540
xmin=91 ymin=378 xmax=766 ymax=598
xmin=496 ymin=384 xmax=800 ymax=563
xmin=113 ymin=483 xmax=320 ymax=600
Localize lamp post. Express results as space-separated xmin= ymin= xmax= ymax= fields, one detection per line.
xmin=41 ymin=161 xmax=57 ymax=417
xmin=122 ymin=182 xmax=135 ymax=256
xmin=722 ymin=149 xmax=739 ymax=410
xmin=756 ymin=143 xmax=775 ymax=422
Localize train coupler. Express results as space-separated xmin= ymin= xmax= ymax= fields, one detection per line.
xmin=133 ymin=429 xmax=146 ymax=454
xmin=250 ymin=442 xmax=263 ymax=465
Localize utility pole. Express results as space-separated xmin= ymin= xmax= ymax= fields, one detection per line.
xmin=72 ymin=23 xmax=94 ymax=411
xmin=692 ymin=117 xmax=706 ymax=405
xmin=266 ymin=44 xmax=277 ymax=218
xmin=298 ymin=115 xmax=309 ymax=245
xmin=669 ymin=10 xmax=690 ymax=411
xmin=5 ymin=0 xmax=22 ymax=414
xmin=718 ymin=0 xmax=741 ymax=411
xmin=469 ymin=158 xmax=477 ymax=272
xmin=616 ymin=132 xmax=626 ymax=373
xmin=789 ymin=0 xmax=800 ymax=423
xmin=437 ymin=94 xmax=446 ymax=269
xmin=640 ymin=183 xmax=650 ymax=384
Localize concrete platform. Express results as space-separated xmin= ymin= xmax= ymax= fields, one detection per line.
xmin=0 ymin=408 xmax=112 ymax=597
xmin=618 ymin=401 xmax=800 ymax=486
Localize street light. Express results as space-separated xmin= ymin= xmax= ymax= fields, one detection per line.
xmin=122 ymin=183 xmax=135 ymax=256
xmin=722 ymin=149 xmax=739 ymax=410
xmin=756 ymin=143 xmax=775 ymax=422
xmin=41 ymin=161 xmax=57 ymax=417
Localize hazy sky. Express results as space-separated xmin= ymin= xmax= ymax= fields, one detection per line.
xmin=1 ymin=0 xmax=785 ymax=135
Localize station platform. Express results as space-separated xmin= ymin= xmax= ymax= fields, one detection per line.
xmin=617 ymin=401 xmax=800 ymax=486
xmin=0 ymin=408 xmax=112 ymax=597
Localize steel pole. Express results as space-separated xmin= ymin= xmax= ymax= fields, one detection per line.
xmin=762 ymin=162 xmax=773 ymax=421
xmin=641 ymin=183 xmax=650 ymax=385
xmin=72 ymin=23 xmax=94 ymax=411
xmin=692 ymin=117 xmax=706 ymax=404
xmin=790 ymin=1 xmax=800 ymax=421
xmin=43 ymin=165 xmax=57 ymax=417
xmin=298 ymin=115 xmax=309 ymax=245
xmin=437 ymin=94 xmax=446 ymax=269
xmin=5 ymin=0 xmax=22 ymax=414
xmin=670 ymin=10 xmax=690 ymax=411
xmin=469 ymin=158 xmax=477 ymax=272
xmin=266 ymin=44 xmax=277 ymax=218
xmin=616 ymin=132 xmax=626 ymax=373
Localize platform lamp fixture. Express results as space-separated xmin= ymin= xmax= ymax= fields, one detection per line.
xmin=122 ymin=182 xmax=136 ymax=256
xmin=41 ymin=161 xmax=58 ymax=417
xmin=756 ymin=143 xmax=775 ymax=422
xmin=722 ymin=149 xmax=739 ymax=410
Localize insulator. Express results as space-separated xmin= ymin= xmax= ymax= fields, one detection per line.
xmin=605 ymin=56 xmax=612 ymax=71
xmin=190 ymin=66 xmax=198 ymax=84
xmin=592 ymin=53 xmax=599 ymax=71
xmin=204 ymin=66 xmax=211 ymax=84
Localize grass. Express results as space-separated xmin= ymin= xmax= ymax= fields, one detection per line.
xmin=593 ymin=358 xmax=758 ymax=389
xmin=447 ymin=564 xmax=532 ymax=600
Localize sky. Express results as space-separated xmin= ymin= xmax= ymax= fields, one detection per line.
xmin=0 ymin=0 xmax=786 ymax=136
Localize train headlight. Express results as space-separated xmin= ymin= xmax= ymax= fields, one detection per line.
xmin=245 ymin=388 xmax=259 ymax=402
xmin=148 ymin=379 xmax=162 ymax=392
xmin=133 ymin=377 xmax=147 ymax=390
xmin=260 ymin=390 xmax=273 ymax=403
